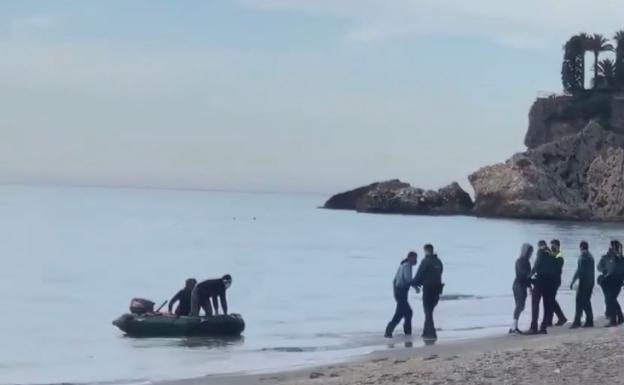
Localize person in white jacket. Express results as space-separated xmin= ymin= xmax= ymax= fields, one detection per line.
xmin=385 ymin=251 xmax=418 ymax=338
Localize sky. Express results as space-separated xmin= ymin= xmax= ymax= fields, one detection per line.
xmin=1 ymin=0 xmax=624 ymax=193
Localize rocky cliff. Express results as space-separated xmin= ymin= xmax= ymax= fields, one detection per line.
xmin=326 ymin=93 xmax=624 ymax=221
xmin=471 ymin=103 xmax=624 ymax=220
xmin=324 ymin=180 xmax=474 ymax=216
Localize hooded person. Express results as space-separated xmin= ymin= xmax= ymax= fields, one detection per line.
xmin=385 ymin=251 xmax=418 ymax=338
xmin=569 ymin=241 xmax=594 ymax=328
xmin=168 ymin=278 xmax=197 ymax=316
xmin=510 ymin=243 xmax=533 ymax=334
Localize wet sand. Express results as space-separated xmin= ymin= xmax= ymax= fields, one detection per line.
xmin=166 ymin=325 xmax=624 ymax=385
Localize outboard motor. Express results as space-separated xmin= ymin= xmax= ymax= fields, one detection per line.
xmin=129 ymin=298 xmax=155 ymax=314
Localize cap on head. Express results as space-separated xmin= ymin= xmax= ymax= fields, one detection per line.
xmin=580 ymin=241 xmax=589 ymax=251
xmin=407 ymin=251 xmax=418 ymax=258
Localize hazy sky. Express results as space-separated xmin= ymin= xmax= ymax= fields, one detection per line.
xmin=2 ymin=1 xmax=624 ymax=193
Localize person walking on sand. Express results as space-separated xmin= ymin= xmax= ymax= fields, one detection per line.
xmin=412 ymin=244 xmax=444 ymax=340
xmin=598 ymin=241 xmax=624 ymax=327
xmin=569 ymin=241 xmax=594 ymax=328
xmin=548 ymin=239 xmax=568 ymax=326
xmin=385 ymin=251 xmax=418 ymax=338
xmin=510 ymin=243 xmax=533 ymax=334
xmin=528 ymin=240 xmax=558 ymax=334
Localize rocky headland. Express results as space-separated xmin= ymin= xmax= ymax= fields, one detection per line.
xmin=325 ymin=93 xmax=624 ymax=221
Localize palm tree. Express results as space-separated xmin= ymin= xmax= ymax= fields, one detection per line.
xmin=561 ymin=34 xmax=586 ymax=93
xmin=614 ymin=30 xmax=624 ymax=88
xmin=587 ymin=34 xmax=614 ymax=88
xmin=598 ymin=58 xmax=616 ymax=88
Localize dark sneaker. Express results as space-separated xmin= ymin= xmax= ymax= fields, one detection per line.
xmin=538 ymin=328 xmax=548 ymax=334
xmin=569 ymin=323 xmax=581 ymax=329
xmin=555 ymin=318 xmax=568 ymax=326
xmin=583 ymin=322 xmax=594 ymax=328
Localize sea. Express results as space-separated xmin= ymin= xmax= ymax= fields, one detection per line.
xmin=2 ymin=185 xmax=623 ymax=385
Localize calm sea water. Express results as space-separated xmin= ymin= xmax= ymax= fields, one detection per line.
xmin=2 ymin=185 xmax=624 ymax=385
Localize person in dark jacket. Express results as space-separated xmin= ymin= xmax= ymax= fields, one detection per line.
xmin=385 ymin=251 xmax=418 ymax=338
xmin=412 ymin=244 xmax=444 ymax=339
xmin=190 ymin=275 xmax=232 ymax=316
xmin=528 ymin=240 xmax=559 ymax=334
xmin=510 ymin=243 xmax=533 ymax=334
xmin=569 ymin=241 xmax=594 ymax=328
xmin=598 ymin=241 xmax=624 ymax=327
xmin=548 ymin=239 xmax=568 ymax=326
xmin=168 ymin=278 xmax=197 ymax=316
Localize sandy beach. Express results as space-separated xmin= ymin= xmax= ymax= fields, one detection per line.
xmin=171 ymin=325 xmax=624 ymax=385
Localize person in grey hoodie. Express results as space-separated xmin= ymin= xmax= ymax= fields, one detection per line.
xmin=569 ymin=241 xmax=594 ymax=328
xmin=510 ymin=243 xmax=533 ymax=334
xmin=385 ymin=251 xmax=418 ymax=338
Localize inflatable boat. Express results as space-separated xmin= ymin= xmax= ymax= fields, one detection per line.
xmin=112 ymin=298 xmax=245 ymax=337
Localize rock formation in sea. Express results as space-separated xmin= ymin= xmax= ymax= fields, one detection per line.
xmin=324 ymin=180 xmax=474 ymax=215
xmin=326 ymin=93 xmax=624 ymax=220
xmin=470 ymin=93 xmax=624 ymax=221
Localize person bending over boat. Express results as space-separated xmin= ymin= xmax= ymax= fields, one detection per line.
xmin=569 ymin=241 xmax=594 ymax=328
xmin=385 ymin=251 xmax=418 ymax=338
xmin=412 ymin=244 xmax=444 ymax=340
xmin=190 ymin=275 xmax=232 ymax=316
xmin=168 ymin=278 xmax=197 ymax=316
xmin=510 ymin=243 xmax=533 ymax=334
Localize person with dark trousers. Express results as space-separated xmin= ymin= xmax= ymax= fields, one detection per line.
xmin=598 ymin=241 xmax=624 ymax=327
xmin=168 ymin=278 xmax=197 ymax=316
xmin=548 ymin=239 xmax=568 ymax=326
xmin=569 ymin=241 xmax=594 ymax=328
xmin=385 ymin=251 xmax=418 ymax=338
xmin=510 ymin=243 xmax=533 ymax=334
xmin=412 ymin=244 xmax=444 ymax=339
xmin=528 ymin=240 xmax=559 ymax=334
xmin=190 ymin=275 xmax=232 ymax=316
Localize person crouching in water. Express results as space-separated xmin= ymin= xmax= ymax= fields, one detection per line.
xmin=598 ymin=241 xmax=624 ymax=327
xmin=510 ymin=243 xmax=533 ymax=334
xmin=528 ymin=240 xmax=558 ymax=334
xmin=569 ymin=241 xmax=594 ymax=328
xmin=190 ymin=275 xmax=232 ymax=316
xmin=412 ymin=244 xmax=444 ymax=340
xmin=385 ymin=251 xmax=418 ymax=338
xmin=168 ymin=278 xmax=197 ymax=316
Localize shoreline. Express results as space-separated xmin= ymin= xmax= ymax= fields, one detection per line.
xmin=162 ymin=324 xmax=624 ymax=385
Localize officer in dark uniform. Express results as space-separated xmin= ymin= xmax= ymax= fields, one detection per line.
xmin=569 ymin=241 xmax=594 ymax=328
xmin=412 ymin=244 xmax=444 ymax=340
xmin=528 ymin=240 xmax=559 ymax=334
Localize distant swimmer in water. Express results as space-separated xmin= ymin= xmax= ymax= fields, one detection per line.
xmin=510 ymin=243 xmax=533 ymax=334
xmin=385 ymin=251 xmax=418 ymax=338
xmin=190 ymin=275 xmax=232 ymax=316
xmin=168 ymin=278 xmax=197 ymax=316
xmin=412 ymin=244 xmax=444 ymax=340
xmin=569 ymin=241 xmax=594 ymax=328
